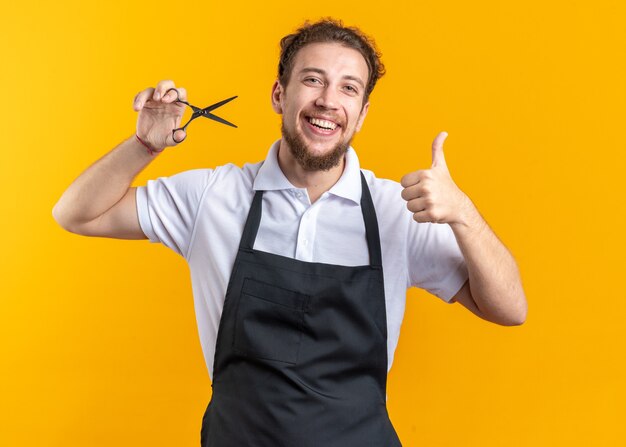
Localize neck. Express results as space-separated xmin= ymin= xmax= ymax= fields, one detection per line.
xmin=277 ymin=139 xmax=345 ymax=203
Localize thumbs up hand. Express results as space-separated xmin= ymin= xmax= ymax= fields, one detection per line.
xmin=400 ymin=132 xmax=472 ymax=225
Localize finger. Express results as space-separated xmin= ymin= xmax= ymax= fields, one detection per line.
xmin=169 ymin=129 xmax=187 ymax=146
xmin=153 ymin=80 xmax=176 ymax=101
xmin=412 ymin=210 xmax=433 ymax=223
xmin=406 ymin=197 xmax=427 ymax=214
xmin=400 ymin=183 xmax=423 ymax=202
xmin=431 ymin=131 xmax=448 ymax=169
xmin=162 ymin=86 xmax=188 ymax=104
xmin=133 ymin=87 xmax=155 ymax=111
xmin=400 ymin=169 xmax=429 ymax=188
xmin=162 ymin=88 xmax=177 ymax=103
xmin=401 ymin=171 xmax=421 ymax=188
xmin=176 ymin=87 xmax=187 ymax=102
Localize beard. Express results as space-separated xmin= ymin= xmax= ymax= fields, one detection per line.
xmin=281 ymin=119 xmax=352 ymax=172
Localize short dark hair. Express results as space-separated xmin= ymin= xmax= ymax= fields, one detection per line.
xmin=278 ymin=18 xmax=385 ymax=104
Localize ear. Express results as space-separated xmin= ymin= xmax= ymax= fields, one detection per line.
xmin=271 ymin=80 xmax=284 ymax=114
xmin=355 ymin=101 xmax=370 ymax=132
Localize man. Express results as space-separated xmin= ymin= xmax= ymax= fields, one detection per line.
xmin=53 ymin=19 xmax=526 ymax=447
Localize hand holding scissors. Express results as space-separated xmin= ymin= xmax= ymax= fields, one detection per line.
xmin=134 ymin=80 xmax=237 ymax=151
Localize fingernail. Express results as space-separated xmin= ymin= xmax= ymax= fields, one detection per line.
xmin=154 ymin=92 xmax=161 ymax=100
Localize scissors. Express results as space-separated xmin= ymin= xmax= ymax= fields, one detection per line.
xmin=165 ymin=87 xmax=237 ymax=143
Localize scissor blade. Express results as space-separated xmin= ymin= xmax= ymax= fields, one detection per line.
xmin=203 ymin=95 xmax=238 ymax=112
xmin=206 ymin=112 xmax=238 ymax=128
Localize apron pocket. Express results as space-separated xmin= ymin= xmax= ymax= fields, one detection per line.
xmin=234 ymin=278 xmax=309 ymax=364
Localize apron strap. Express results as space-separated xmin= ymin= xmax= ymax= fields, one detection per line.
xmin=239 ymin=189 xmax=263 ymax=251
xmin=359 ymin=171 xmax=383 ymax=269
xmin=239 ymin=171 xmax=383 ymax=268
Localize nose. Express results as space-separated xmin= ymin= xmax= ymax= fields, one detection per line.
xmin=314 ymin=87 xmax=339 ymax=110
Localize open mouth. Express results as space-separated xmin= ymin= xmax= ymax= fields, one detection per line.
xmin=304 ymin=116 xmax=341 ymax=135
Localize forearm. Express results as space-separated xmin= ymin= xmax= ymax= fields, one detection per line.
xmin=450 ymin=198 xmax=527 ymax=325
xmin=53 ymin=135 xmax=158 ymax=229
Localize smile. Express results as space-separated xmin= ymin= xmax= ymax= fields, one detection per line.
xmin=303 ymin=115 xmax=343 ymax=138
xmin=307 ymin=117 xmax=338 ymax=130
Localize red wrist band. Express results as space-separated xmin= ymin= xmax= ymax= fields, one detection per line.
xmin=135 ymin=134 xmax=164 ymax=156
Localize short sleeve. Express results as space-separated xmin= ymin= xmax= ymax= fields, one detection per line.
xmin=135 ymin=169 xmax=211 ymax=258
xmin=406 ymin=221 xmax=469 ymax=302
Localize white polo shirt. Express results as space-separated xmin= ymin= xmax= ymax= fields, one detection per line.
xmin=136 ymin=140 xmax=468 ymax=379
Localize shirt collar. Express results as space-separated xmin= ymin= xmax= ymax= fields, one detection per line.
xmin=253 ymin=139 xmax=362 ymax=205
xmin=253 ymin=140 xmax=294 ymax=191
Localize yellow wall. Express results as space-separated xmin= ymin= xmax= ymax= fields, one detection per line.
xmin=1 ymin=0 xmax=624 ymax=445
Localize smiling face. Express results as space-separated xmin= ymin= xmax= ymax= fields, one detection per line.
xmin=271 ymin=42 xmax=370 ymax=171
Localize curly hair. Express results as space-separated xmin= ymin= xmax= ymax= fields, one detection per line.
xmin=278 ymin=18 xmax=385 ymax=104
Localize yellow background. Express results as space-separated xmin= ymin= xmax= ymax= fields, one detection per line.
xmin=1 ymin=0 xmax=624 ymax=445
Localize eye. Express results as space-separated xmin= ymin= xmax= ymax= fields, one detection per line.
xmin=304 ymin=77 xmax=322 ymax=85
xmin=344 ymin=85 xmax=359 ymax=95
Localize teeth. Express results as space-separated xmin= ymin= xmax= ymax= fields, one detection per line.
xmin=308 ymin=117 xmax=337 ymax=130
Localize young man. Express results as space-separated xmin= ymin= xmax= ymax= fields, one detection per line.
xmin=53 ymin=19 xmax=526 ymax=447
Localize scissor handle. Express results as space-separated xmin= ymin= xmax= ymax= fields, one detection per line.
xmin=165 ymin=88 xmax=187 ymax=143
xmin=165 ymin=87 xmax=181 ymax=101
xmin=171 ymin=129 xmax=185 ymax=143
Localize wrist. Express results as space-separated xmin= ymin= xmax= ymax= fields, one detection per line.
xmin=450 ymin=195 xmax=482 ymax=232
xmin=135 ymin=134 xmax=165 ymax=156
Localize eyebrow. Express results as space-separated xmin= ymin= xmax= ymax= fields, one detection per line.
xmin=299 ymin=67 xmax=366 ymax=89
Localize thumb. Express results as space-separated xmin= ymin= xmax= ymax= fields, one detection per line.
xmin=170 ymin=129 xmax=187 ymax=146
xmin=431 ymin=131 xmax=448 ymax=169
